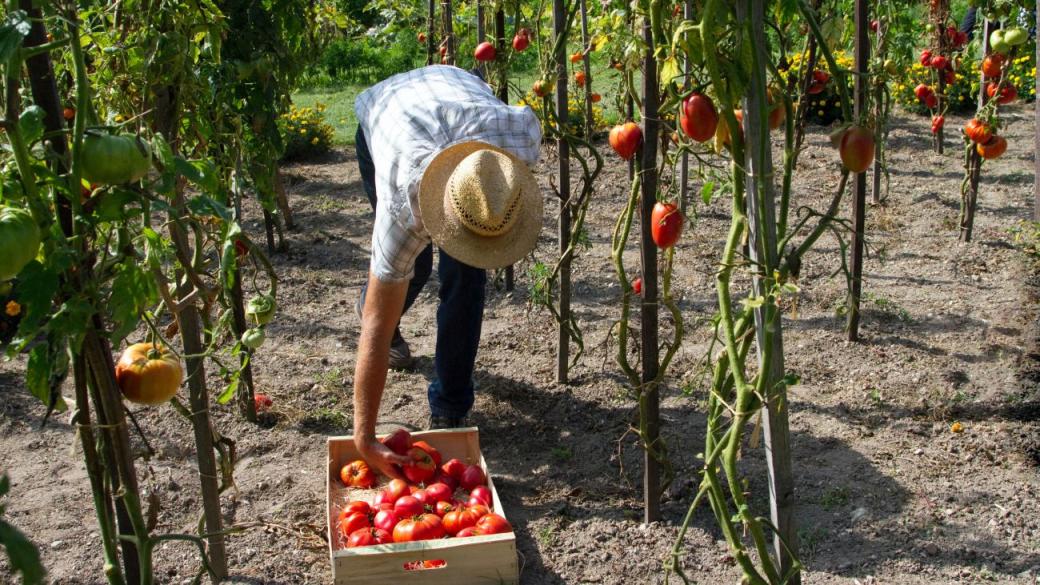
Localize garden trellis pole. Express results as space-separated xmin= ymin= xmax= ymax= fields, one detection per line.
xmin=443 ymin=0 xmax=454 ymax=65
xmin=553 ymin=0 xmax=572 ymax=384
xmin=680 ymin=0 xmax=693 ymax=214
xmin=427 ymin=0 xmax=436 ymax=65
xmin=579 ymin=0 xmax=593 ymax=135
xmin=961 ymin=20 xmax=992 ymax=242
xmin=741 ymin=0 xmax=799 ymax=577
xmin=639 ymin=5 xmax=661 ymax=523
xmin=495 ymin=5 xmax=514 ymax=291
xmin=1036 ymin=6 xmax=1039 ymax=222
xmin=847 ymin=0 xmax=869 ymax=341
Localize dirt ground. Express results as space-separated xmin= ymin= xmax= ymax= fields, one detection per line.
xmin=2 ymin=107 xmax=1040 ymax=585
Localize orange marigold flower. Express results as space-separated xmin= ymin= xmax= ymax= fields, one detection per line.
xmin=5 ymin=300 xmax=21 ymax=317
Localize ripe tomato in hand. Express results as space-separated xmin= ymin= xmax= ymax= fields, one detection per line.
xmin=475 ymin=513 xmax=512 ymax=535
xmin=393 ymin=513 xmax=445 ymax=542
xmin=650 ymin=202 xmax=683 ymax=249
xmin=380 ymin=429 xmax=412 ymax=455
xmin=609 ymin=122 xmax=642 ymax=160
xmin=679 ymin=93 xmax=718 ymax=143
xmin=347 ymin=527 xmax=391 ymax=548
xmin=115 ymin=343 xmax=183 ymax=405
xmin=460 ymin=464 xmax=486 ymax=490
xmin=838 ymin=126 xmax=875 ymax=173
xmin=411 ymin=440 xmax=442 ymax=467
xmin=340 ymin=460 xmax=376 ymax=489
xmin=403 ymin=447 xmax=437 ymax=484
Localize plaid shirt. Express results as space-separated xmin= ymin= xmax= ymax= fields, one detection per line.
xmin=355 ymin=65 xmax=542 ymax=282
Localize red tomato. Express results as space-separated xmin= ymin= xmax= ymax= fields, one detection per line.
xmin=870 ymin=20 xmax=879 ymax=32
xmin=469 ymin=486 xmax=492 ymax=507
xmin=442 ymin=505 xmax=485 ymax=535
xmin=403 ymin=447 xmax=437 ymax=484
xmin=411 ymin=440 xmax=442 ymax=467
xmin=591 ymin=92 xmax=601 ymax=103
xmin=474 ymin=41 xmax=496 ymax=62
xmin=632 ymin=277 xmax=643 ymax=296
xmin=460 ymin=464 xmax=486 ymax=490
xmin=930 ymin=55 xmax=948 ymax=70
xmin=394 ymin=496 xmax=424 ymax=518
xmin=986 ymin=82 xmax=1017 ymax=105
xmin=380 ymin=429 xmax=412 ymax=455
xmin=254 ymin=393 xmax=272 ymax=412
xmin=373 ymin=509 xmax=399 ymax=532
xmin=982 ymin=54 xmax=1004 ymax=78
xmin=455 ymin=526 xmax=481 ymax=537
xmin=385 ymin=479 xmax=410 ymax=503
xmin=532 ymin=79 xmax=552 ymax=97
xmin=441 ymin=458 xmax=466 ymax=480
xmin=964 ymin=118 xmax=993 ymax=144
xmin=475 ymin=513 xmax=512 ymax=535
xmin=393 ymin=513 xmax=445 ymax=542
xmin=919 ymin=49 xmax=932 ymax=66
xmin=417 ymin=32 xmax=427 ymax=44
xmin=609 ymin=122 xmax=643 ymax=160
xmin=115 ymin=343 xmax=183 ymax=405
xmin=340 ymin=460 xmax=376 ymax=489
xmin=976 ymin=135 xmax=1007 ymax=159
xmin=574 ymin=70 xmax=586 ymax=87
xmin=63 ymin=107 xmax=75 ymax=121
xmin=569 ymin=51 xmax=582 ymax=64
xmin=679 ymin=93 xmax=718 ymax=143
xmin=931 ymin=115 xmax=945 ymax=134
xmin=924 ymin=93 xmax=938 ymax=110
xmin=434 ymin=500 xmax=456 ymax=517
xmin=512 ymin=33 xmax=529 ymax=52
xmin=650 ymin=202 xmax=683 ymax=249
xmin=338 ymin=511 xmax=371 ymax=539
xmin=424 ymin=483 xmax=453 ymax=503
xmin=944 ymin=70 xmax=956 ymax=85
xmin=339 ymin=500 xmax=371 ymax=521
xmin=839 ymin=126 xmax=875 ymax=173
xmin=347 ymin=527 xmax=392 ymax=548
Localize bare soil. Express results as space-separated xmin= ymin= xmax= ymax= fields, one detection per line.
xmin=2 ymin=108 xmax=1040 ymax=585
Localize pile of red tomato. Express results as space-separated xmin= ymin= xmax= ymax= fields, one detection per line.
xmin=336 ymin=430 xmax=512 ymax=549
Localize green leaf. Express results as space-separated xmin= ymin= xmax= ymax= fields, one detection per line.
xmin=700 ymin=181 xmax=715 ymax=205
xmin=25 ymin=342 xmax=68 ymax=415
xmin=17 ymin=106 xmax=45 ymax=145
xmin=782 ymin=373 xmax=801 ymax=387
xmin=12 ymin=261 xmax=58 ymax=346
xmin=740 ymin=295 xmax=765 ymax=310
xmin=94 ymin=189 xmax=142 ymax=223
xmin=186 ymin=195 xmax=231 ymax=222
xmin=173 ymin=158 xmax=220 ymax=195
xmin=107 ymin=263 xmax=157 ymax=344
xmin=0 ymin=518 xmax=45 ymax=585
xmin=0 ymin=11 xmax=30 ymax=64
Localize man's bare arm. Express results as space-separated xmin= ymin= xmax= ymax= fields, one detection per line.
xmin=353 ymin=271 xmax=412 ymax=479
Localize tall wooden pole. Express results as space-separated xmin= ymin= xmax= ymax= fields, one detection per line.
xmin=443 ymin=0 xmax=454 ymax=65
xmin=742 ymin=0 xmax=798 ymax=579
xmin=427 ymin=0 xmax=436 ymax=65
xmin=553 ymin=0 xmax=571 ymax=384
xmin=495 ymin=6 xmax=514 ymax=291
xmin=640 ymin=6 xmax=661 ymax=523
xmin=679 ymin=0 xmax=693 ymax=214
xmin=961 ymin=20 xmax=991 ymax=242
xmin=1036 ymin=7 xmax=1039 ymax=222
xmin=846 ymin=0 xmax=869 ymax=341
xmin=476 ymin=0 xmax=485 ymax=77
xmin=579 ymin=0 xmax=593 ymax=136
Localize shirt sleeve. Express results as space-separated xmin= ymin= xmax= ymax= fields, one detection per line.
xmin=370 ymin=201 xmax=430 ymax=282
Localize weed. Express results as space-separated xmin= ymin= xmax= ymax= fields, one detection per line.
xmin=819 ymin=486 xmax=849 ymax=510
xmin=551 ymin=446 xmax=573 ymax=462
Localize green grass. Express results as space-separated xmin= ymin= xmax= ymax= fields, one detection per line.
xmin=292 ymin=86 xmax=364 ymax=145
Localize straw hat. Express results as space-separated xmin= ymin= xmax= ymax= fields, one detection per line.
xmin=418 ymin=141 xmax=542 ymax=269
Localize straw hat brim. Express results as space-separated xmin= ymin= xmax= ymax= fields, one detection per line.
xmin=418 ymin=141 xmax=543 ymax=270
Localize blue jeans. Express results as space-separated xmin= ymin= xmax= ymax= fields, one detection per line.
xmin=356 ymin=127 xmax=484 ymax=418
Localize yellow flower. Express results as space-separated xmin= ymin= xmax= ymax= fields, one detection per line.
xmin=5 ymin=300 xmax=20 ymax=317
xmin=817 ymin=110 xmax=825 ymax=115
xmin=300 ymin=129 xmax=307 ymax=135
xmin=950 ymin=421 xmax=964 ymax=433
xmin=311 ymin=137 xmax=319 ymax=145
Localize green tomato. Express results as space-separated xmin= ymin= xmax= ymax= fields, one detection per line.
xmin=884 ymin=59 xmax=898 ymax=76
xmin=241 ymin=327 xmax=266 ymax=349
xmin=1004 ymin=27 xmax=1028 ymax=46
xmin=81 ymin=132 xmax=152 ymax=185
xmin=245 ymin=294 xmax=276 ymax=326
xmin=989 ymin=29 xmax=1010 ymax=54
xmin=0 ymin=207 xmax=40 ymax=282
xmin=925 ymin=23 xmax=936 ymax=33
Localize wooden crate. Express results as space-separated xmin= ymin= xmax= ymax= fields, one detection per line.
xmin=327 ymin=428 xmax=519 ymax=585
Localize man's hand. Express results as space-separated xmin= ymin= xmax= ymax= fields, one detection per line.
xmin=356 ymin=435 xmax=412 ymax=481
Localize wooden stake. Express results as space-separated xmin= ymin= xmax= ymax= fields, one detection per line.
xmin=427 ymin=0 xmax=436 ymax=65
xmin=961 ymin=19 xmax=991 ymax=242
xmin=495 ymin=7 xmax=514 ymax=292
xmin=553 ymin=0 xmax=571 ymax=384
xmin=640 ymin=9 xmax=661 ymax=524
xmin=443 ymin=0 xmax=454 ymax=65
xmin=846 ymin=0 xmax=869 ymax=342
